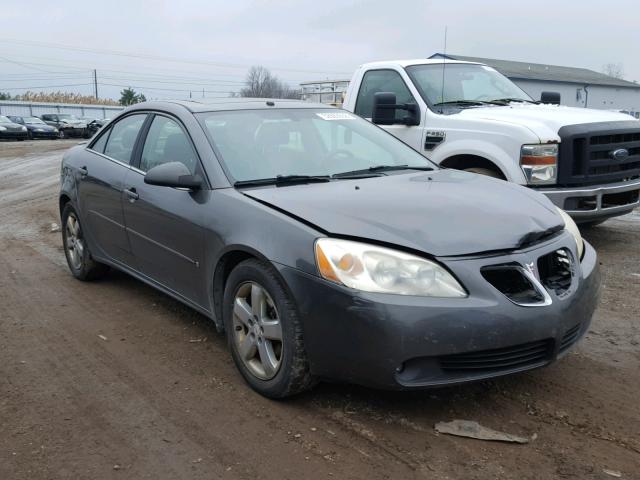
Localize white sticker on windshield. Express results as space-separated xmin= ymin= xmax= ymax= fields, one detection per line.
xmin=315 ymin=112 xmax=356 ymax=121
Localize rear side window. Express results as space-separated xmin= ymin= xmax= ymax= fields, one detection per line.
xmin=354 ymin=70 xmax=416 ymax=121
xmin=90 ymin=129 xmax=110 ymax=153
xmin=139 ymin=116 xmax=198 ymax=173
xmin=103 ymin=114 xmax=147 ymax=164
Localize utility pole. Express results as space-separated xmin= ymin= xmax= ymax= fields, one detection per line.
xmin=93 ymin=69 xmax=99 ymax=100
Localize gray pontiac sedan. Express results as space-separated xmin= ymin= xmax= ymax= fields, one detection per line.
xmin=59 ymin=99 xmax=600 ymax=398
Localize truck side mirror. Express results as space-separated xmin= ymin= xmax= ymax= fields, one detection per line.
xmin=372 ymin=92 xmax=420 ymax=126
xmin=540 ymin=92 xmax=561 ymax=105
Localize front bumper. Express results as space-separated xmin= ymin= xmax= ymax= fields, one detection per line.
xmin=277 ymin=234 xmax=600 ymax=389
xmin=536 ymin=178 xmax=640 ymax=223
xmin=0 ymin=131 xmax=28 ymax=140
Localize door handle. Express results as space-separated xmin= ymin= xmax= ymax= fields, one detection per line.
xmin=78 ymin=166 xmax=88 ymax=177
xmin=125 ymin=187 xmax=139 ymax=202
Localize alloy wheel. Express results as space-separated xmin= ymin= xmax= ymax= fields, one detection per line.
xmin=232 ymin=281 xmax=283 ymax=380
xmin=65 ymin=213 xmax=85 ymax=270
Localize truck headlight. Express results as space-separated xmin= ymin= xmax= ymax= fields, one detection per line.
xmin=315 ymin=238 xmax=467 ymax=297
xmin=521 ymin=144 xmax=558 ymax=185
xmin=556 ymin=207 xmax=584 ymax=259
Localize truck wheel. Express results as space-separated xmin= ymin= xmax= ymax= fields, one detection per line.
xmin=464 ymin=167 xmax=503 ymax=179
xmin=223 ymin=258 xmax=315 ymax=398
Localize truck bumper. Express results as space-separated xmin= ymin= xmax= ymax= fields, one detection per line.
xmin=537 ymin=178 xmax=640 ymax=223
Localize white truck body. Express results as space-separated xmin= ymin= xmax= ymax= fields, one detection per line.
xmin=342 ymin=59 xmax=640 ymax=223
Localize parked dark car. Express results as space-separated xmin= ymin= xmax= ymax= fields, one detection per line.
xmin=7 ymin=115 xmax=58 ymax=139
xmin=58 ymin=99 xmax=600 ymax=398
xmin=40 ymin=113 xmax=86 ymax=138
xmin=85 ymin=117 xmax=111 ymax=138
xmin=0 ymin=115 xmax=28 ymax=140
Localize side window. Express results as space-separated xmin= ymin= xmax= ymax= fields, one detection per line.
xmin=139 ymin=116 xmax=197 ymax=173
xmin=354 ymin=70 xmax=416 ymax=121
xmin=90 ymin=128 xmax=110 ymax=153
xmin=103 ymin=114 xmax=147 ymax=164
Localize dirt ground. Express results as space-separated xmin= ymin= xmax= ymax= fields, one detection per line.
xmin=0 ymin=140 xmax=638 ymax=480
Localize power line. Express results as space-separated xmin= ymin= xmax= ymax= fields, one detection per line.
xmin=0 ymin=38 xmax=352 ymax=76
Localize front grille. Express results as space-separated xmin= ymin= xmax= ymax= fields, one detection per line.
xmin=538 ymin=248 xmax=574 ymax=296
xmin=439 ymin=339 xmax=553 ymax=373
xmin=558 ymin=121 xmax=640 ymax=186
xmin=559 ymin=323 xmax=581 ymax=352
xmin=481 ymin=264 xmax=548 ymax=306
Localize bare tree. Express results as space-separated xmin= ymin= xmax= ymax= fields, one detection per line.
xmin=602 ymin=63 xmax=625 ymax=79
xmin=240 ymin=66 xmax=300 ymax=99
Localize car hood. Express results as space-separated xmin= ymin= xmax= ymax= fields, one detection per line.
xmin=0 ymin=122 xmax=25 ymax=130
xmin=242 ymin=169 xmax=564 ymax=257
xmin=458 ymin=104 xmax=637 ymax=141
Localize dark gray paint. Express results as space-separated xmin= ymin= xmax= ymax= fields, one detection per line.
xmin=59 ymin=99 xmax=600 ymax=389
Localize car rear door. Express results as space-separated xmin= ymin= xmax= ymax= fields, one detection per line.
xmin=122 ymin=113 xmax=208 ymax=306
xmin=77 ymin=113 xmax=148 ymax=267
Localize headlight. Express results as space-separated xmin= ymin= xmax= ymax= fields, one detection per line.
xmin=556 ymin=207 xmax=584 ymax=259
xmin=520 ymin=144 xmax=558 ymax=185
xmin=0 ymin=126 xmax=6 ymax=131
xmin=21 ymin=126 xmax=27 ymax=131
xmin=315 ymin=238 xmax=467 ymax=297
xmin=53 ymin=128 xmax=59 ymax=133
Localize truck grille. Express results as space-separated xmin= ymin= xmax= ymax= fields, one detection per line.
xmin=557 ymin=121 xmax=640 ymax=186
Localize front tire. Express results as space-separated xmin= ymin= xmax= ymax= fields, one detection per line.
xmin=464 ymin=167 xmax=503 ymax=179
xmin=61 ymin=203 xmax=108 ymax=281
xmin=223 ymin=259 xmax=315 ymax=398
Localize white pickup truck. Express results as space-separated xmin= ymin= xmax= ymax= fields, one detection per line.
xmin=341 ymin=59 xmax=640 ymax=224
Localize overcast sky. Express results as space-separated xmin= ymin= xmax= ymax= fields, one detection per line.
xmin=1 ymin=0 xmax=638 ymax=101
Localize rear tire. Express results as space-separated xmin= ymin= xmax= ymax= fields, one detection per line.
xmin=223 ymin=258 xmax=315 ymax=398
xmin=61 ymin=203 xmax=108 ymax=281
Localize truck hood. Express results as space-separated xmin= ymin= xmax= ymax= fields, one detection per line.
xmin=458 ymin=104 xmax=636 ymax=141
xmin=242 ymin=169 xmax=564 ymax=257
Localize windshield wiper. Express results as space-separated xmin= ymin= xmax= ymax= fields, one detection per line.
xmin=433 ymin=100 xmax=487 ymax=107
xmin=234 ymin=174 xmax=331 ymax=188
xmin=489 ymin=98 xmax=539 ymax=104
xmin=333 ymin=164 xmax=433 ymax=178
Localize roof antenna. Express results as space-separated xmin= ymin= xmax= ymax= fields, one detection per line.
xmin=439 ymin=26 xmax=448 ymax=114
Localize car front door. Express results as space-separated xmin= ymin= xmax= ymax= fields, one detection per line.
xmin=122 ymin=113 xmax=207 ymax=306
xmin=77 ymin=113 xmax=148 ymax=267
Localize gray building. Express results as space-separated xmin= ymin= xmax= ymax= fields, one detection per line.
xmin=430 ymin=53 xmax=640 ymax=117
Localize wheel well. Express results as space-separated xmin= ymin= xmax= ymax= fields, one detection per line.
xmin=59 ymin=194 xmax=71 ymax=214
xmin=440 ymin=155 xmax=506 ymax=179
xmin=212 ymin=250 xmax=256 ymax=331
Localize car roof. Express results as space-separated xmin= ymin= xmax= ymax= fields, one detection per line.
xmin=128 ymin=98 xmax=333 ymax=113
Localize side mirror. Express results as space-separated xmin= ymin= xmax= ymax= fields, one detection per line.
xmin=540 ymin=91 xmax=561 ymax=105
xmin=144 ymin=162 xmax=202 ymax=190
xmin=372 ymin=92 xmax=420 ymax=126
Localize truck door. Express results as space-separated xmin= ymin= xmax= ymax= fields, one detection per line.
xmin=352 ymin=69 xmax=424 ymax=151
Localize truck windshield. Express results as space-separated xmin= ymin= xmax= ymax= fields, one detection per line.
xmin=406 ymin=63 xmax=532 ymax=108
xmin=198 ymin=109 xmax=435 ymax=182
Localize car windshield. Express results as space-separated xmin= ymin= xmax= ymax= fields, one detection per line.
xmin=198 ymin=109 xmax=435 ymax=182
xmin=406 ymin=63 xmax=532 ymax=106
xmin=0 ymin=115 xmax=11 ymax=123
xmin=24 ymin=117 xmax=44 ymax=124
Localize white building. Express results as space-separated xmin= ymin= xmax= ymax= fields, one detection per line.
xmin=430 ymin=53 xmax=640 ymax=117
xmin=300 ymin=79 xmax=350 ymax=105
